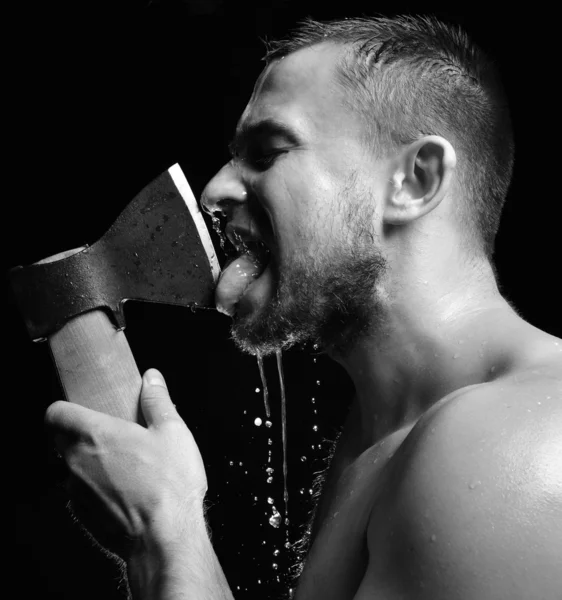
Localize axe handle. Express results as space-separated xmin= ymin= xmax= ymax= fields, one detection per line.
xmin=40 ymin=248 xmax=143 ymax=423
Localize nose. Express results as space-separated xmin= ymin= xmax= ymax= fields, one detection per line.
xmin=200 ymin=161 xmax=248 ymax=218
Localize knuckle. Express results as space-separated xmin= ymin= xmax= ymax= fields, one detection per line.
xmin=162 ymin=415 xmax=188 ymax=435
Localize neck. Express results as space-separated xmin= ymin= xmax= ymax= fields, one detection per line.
xmin=330 ymin=267 xmax=528 ymax=448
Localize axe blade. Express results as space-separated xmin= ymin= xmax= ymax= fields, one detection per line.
xmin=10 ymin=164 xmax=221 ymax=340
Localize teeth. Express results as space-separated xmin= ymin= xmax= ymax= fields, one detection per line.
xmin=229 ymin=231 xmax=270 ymax=256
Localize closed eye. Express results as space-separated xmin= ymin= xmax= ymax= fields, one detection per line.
xmin=250 ymin=149 xmax=285 ymax=170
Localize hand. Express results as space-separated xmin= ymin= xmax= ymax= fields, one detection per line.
xmin=45 ymin=369 xmax=208 ymax=560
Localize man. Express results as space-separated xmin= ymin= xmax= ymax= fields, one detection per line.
xmin=45 ymin=15 xmax=562 ymax=600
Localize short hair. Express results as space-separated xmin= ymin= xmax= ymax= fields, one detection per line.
xmin=263 ymin=15 xmax=514 ymax=262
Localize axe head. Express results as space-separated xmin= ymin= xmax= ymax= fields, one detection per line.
xmin=10 ymin=164 xmax=221 ymax=341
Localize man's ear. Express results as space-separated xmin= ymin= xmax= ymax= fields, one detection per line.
xmin=383 ymin=135 xmax=457 ymax=225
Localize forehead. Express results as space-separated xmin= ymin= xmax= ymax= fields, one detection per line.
xmin=238 ymin=44 xmax=358 ymax=138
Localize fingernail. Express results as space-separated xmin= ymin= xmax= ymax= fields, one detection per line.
xmin=146 ymin=372 xmax=166 ymax=387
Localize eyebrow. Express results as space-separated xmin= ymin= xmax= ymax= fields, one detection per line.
xmin=228 ymin=118 xmax=301 ymax=156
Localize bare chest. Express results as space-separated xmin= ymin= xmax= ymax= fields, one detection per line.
xmin=294 ymin=428 xmax=411 ymax=600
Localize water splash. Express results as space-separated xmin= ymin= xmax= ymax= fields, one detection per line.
xmin=211 ymin=216 xmax=228 ymax=250
xmin=257 ymin=351 xmax=271 ymax=418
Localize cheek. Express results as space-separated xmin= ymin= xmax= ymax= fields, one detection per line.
xmin=251 ymin=158 xmax=342 ymax=259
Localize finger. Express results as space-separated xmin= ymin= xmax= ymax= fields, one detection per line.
xmin=44 ymin=400 xmax=130 ymax=440
xmin=140 ymin=369 xmax=180 ymax=427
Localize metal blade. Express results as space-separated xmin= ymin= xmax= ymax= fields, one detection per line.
xmin=10 ymin=164 xmax=220 ymax=340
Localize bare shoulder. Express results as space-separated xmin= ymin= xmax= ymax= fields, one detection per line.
xmin=372 ymin=351 xmax=562 ymax=599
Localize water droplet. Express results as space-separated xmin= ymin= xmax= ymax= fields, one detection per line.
xmin=273 ymin=549 xmax=280 ymax=556
xmin=313 ymin=358 xmax=317 ymax=363
xmin=299 ymin=488 xmax=305 ymax=494
xmin=239 ymin=461 xmax=243 ymax=466
xmin=267 ymin=497 xmax=274 ymax=504
xmin=316 ymin=380 xmax=321 ymax=386
xmin=311 ymin=397 xmax=316 ymax=404
xmin=267 ymin=476 xmax=273 ymax=483
xmin=266 ymin=467 xmax=274 ymax=474
xmin=268 ymin=438 xmax=273 ymax=445
xmin=313 ymin=425 xmax=318 ymax=432
xmin=308 ymin=488 xmax=313 ymax=495
xmin=272 ymin=562 xmax=279 ymax=570
xmin=254 ymin=417 xmax=262 ymax=426
xmin=300 ymin=456 xmax=307 ymax=462
xmin=265 ymin=420 xmax=272 ymax=428
xmin=269 ymin=509 xmax=281 ymax=528
xmin=255 ymin=387 xmax=261 ymax=393
xmin=229 ymin=461 xmax=233 ymax=466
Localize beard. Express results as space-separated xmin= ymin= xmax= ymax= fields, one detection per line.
xmin=231 ymin=203 xmax=388 ymax=358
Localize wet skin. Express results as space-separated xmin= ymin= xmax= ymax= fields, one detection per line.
xmin=202 ymin=43 xmax=562 ymax=599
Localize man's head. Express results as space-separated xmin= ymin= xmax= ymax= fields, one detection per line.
xmin=201 ymin=15 xmax=514 ymax=357
xmin=264 ymin=15 xmax=514 ymax=260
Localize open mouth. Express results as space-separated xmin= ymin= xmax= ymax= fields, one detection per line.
xmin=216 ymin=235 xmax=273 ymax=316
xmin=225 ymin=239 xmax=271 ymax=273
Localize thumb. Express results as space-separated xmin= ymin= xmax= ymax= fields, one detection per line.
xmin=141 ymin=369 xmax=178 ymax=427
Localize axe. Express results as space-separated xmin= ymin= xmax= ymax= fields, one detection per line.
xmin=9 ymin=164 xmax=220 ymax=423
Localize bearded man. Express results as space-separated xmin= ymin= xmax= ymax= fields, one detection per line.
xmin=45 ymin=15 xmax=562 ymax=600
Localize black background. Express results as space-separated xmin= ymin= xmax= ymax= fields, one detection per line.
xmin=5 ymin=1 xmax=560 ymax=599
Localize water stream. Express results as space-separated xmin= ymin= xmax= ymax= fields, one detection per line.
xmin=255 ymin=349 xmax=291 ymax=568
xmin=256 ymin=351 xmax=271 ymax=418
xmin=276 ymin=350 xmax=289 ymax=521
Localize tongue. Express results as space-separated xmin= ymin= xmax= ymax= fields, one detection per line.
xmin=216 ymin=253 xmax=265 ymax=316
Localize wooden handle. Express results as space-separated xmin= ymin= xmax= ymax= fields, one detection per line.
xmin=39 ymin=248 xmax=143 ymax=423
xmin=48 ymin=310 xmax=143 ymax=422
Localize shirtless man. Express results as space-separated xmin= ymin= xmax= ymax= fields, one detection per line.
xmin=45 ymin=15 xmax=562 ymax=600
